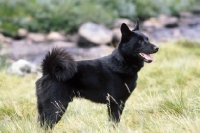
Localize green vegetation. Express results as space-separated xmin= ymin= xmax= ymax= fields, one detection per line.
xmin=0 ymin=0 xmax=199 ymax=37
xmin=0 ymin=40 xmax=200 ymax=132
xmin=0 ymin=44 xmax=8 ymax=70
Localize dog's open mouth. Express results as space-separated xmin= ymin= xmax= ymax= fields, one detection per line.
xmin=139 ymin=53 xmax=156 ymax=63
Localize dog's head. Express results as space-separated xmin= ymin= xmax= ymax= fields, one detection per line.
xmin=118 ymin=19 xmax=158 ymax=63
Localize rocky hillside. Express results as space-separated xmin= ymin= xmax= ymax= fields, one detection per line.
xmin=1 ymin=12 xmax=200 ymax=76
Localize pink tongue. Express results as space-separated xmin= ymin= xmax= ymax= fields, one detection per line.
xmin=143 ymin=53 xmax=156 ymax=61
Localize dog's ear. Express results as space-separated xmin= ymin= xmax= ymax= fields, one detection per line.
xmin=121 ymin=23 xmax=131 ymax=36
xmin=133 ymin=18 xmax=140 ymax=31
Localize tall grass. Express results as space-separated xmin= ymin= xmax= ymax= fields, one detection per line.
xmin=0 ymin=41 xmax=200 ymax=132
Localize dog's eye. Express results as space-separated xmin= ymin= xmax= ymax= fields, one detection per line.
xmin=139 ymin=40 xmax=144 ymax=44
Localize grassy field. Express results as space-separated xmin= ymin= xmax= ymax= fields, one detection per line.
xmin=0 ymin=41 xmax=200 ymax=133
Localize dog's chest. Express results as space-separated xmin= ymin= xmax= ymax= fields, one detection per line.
xmin=117 ymin=74 xmax=138 ymax=96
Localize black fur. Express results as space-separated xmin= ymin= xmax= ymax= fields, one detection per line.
xmin=41 ymin=48 xmax=77 ymax=81
xmin=36 ymin=20 xmax=159 ymax=128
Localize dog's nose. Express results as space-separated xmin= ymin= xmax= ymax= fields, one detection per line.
xmin=153 ymin=46 xmax=159 ymax=52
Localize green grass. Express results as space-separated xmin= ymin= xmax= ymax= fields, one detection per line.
xmin=0 ymin=41 xmax=200 ymax=132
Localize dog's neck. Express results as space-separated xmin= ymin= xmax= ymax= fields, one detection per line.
xmin=108 ymin=49 xmax=144 ymax=75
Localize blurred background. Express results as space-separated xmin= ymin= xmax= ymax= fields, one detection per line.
xmin=0 ymin=0 xmax=200 ymax=72
xmin=0 ymin=0 xmax=200 ymax=132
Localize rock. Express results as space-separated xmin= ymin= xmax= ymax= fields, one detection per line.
xmin=158 ymin=14 xmax=179 ymax=28
xmin=5 ymin=37 xmax=13 ymax=43
xmin=179 ymin=18 xmax=197 ymax=26
xmin=151 ymin=28 xmax=174 ymax=42
xmin=112 ymin=28 xmax=121 ymax=47
xmin=179 ymin=12 xmax=200 ymax=26
xmin=179 ymin=12 xmax=194 ymax=18
xmin=143 ymin=17 xmax=163 ymax=30
xmin=0 ymin=33 xmax=5 ymax=42
xmin=70 ymin=45 xmax=114 ymax=60
xmin=173 ymin=28 xmax=181 ymax=38
xmin=3 ymin=39 xmax=114 ymax=66
xmin=0 ymin=33 xmax=12 ymax=43
xmin=6 ymin=41 xmax=74 ymax=65
xmin=180 ymin=24 xmax=200 ymax=40
xmin=66 ymin=34 xmax=79 ymax=42
xmin=191 ymin=6 xmax=200 ymax=14
xmin=78 ymin=22 xmax=113 ymax=47
xmin=113 ymin=18 xmax=134 ymax=28
xmin=18 ymin=28 xmax=28 ymax=38
xmin=27 ymin=33 xmax=46 ymax=43
xmin=112 ymin=28 xmax=121 ymax=40
xmin=47 ymin=31 xmax=65 ymax=41
xmin=7 ymin=59 xmax=38 ymax=76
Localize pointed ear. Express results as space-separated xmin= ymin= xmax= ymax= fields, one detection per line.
xmin=121 ymin=23 xmax=131 ymax=36
xmin=133 ymin=18 xmax=140 ymax=31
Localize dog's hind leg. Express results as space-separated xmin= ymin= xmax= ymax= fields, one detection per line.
xmin=36 ymin=79 xmax=72 ymax=129
xmin=38 ymin=98 xmax=69 ymax=129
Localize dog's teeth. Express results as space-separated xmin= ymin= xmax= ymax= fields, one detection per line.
xmin=139 ymin=53 xmax=144 ymax=57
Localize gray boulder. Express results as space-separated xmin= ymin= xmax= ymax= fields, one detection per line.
xmin=78 ymin=22 xmax=113 ymax=47
xmin=0 ymin=33 xmax=5 ymax=42
xmin=158 ymin=14 xmax=179 ymax=28
xmin=7 ymin=59 xmax=38 ymax=76
xmin=179 ymin=12 xmax=200 ymax=26
xmin=27 ymin=33 xmax=46 ymax=43
xmin=47 ymin=31 xmax=65 ymax=41
xmin=143 ymin=17 xmax=163 ymax=32
xmin=18 ymin=28 xmax=28 ymax=38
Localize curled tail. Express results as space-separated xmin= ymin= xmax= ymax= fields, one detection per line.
xmin=41 ymin=48 xmax=77 ymax=81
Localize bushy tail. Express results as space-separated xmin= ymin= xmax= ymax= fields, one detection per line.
xmin=41 ymin=48 xmax=77 ymax=81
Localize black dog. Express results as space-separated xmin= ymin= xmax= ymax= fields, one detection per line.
xmin=36 ymin=19 xmax=158 ymax=128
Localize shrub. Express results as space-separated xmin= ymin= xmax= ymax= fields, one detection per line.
xmin=0 ymin=0 xmax=198 ymax=36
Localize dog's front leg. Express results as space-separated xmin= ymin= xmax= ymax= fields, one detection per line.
xmin=107 ymin=100 xmax=125 ymax=124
